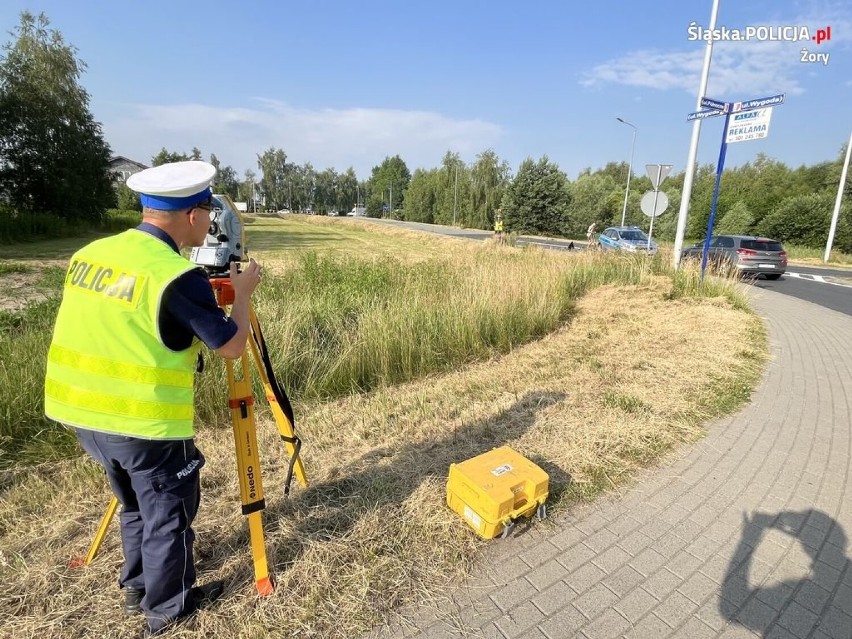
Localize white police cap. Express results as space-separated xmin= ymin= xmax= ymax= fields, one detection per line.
xmin=126 ymin=160 xmax=217 ymax=210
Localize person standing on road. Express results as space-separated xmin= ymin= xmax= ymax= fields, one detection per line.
xmin=586 ymin=222 xmax=598 ymax=249
xmin=494 ymin=210 xmax=505 ymax=244
xmin=44 ymin=161 xmax=261 ymax=637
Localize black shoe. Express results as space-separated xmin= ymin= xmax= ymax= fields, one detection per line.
xmin=141 ymin=582 xmax=225 ymax=637
xmin=124 ymin=587 xmax=144 ymax=616
xmin=190 ymin=580 xmax=224 ymax=610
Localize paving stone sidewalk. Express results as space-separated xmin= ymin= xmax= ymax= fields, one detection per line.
xmin=367 ymin=288 xmax=852 ymax=639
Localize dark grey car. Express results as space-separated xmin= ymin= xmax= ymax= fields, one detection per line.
xmin=681 ymin=235 xmax=787 ymax=279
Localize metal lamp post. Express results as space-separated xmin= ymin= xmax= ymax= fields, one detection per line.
xmin=616 ymin=117 xmax=637 ymax=226
xmin=825 ymin=129 xmax=852 ymax=262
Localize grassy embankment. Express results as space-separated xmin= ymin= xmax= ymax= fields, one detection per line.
xmin=0 ymin=215 xmax=766 ymax=638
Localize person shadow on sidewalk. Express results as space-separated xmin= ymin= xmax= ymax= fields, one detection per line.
xmin=720 ymin=509 xmax=851 ymax=638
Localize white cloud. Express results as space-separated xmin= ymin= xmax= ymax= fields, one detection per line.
xmin=102 ymin=100 xmax=503 ymax=177
xmin=580 ymin=9 xmax=851 ymax=99
xmin=581 ymin=43 xmax=807 ymax=97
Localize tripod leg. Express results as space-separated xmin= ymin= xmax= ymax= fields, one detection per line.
xmin=71 ymin=496 xmax=119 ymax=568
xmin=226 ymin=355 xmax=274 ymax=595
xmin=248 ymin=307 xmax=308 ymax=490
xmin=247 ymin=512 xmax=274 ymax=596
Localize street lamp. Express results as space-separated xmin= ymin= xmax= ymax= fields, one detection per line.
xmin=616 ymin=117 xmax=637 ymax=227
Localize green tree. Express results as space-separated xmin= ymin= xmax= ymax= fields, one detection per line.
xmin=685 ymin=163 xmax=719 ymax=239
xmin=237 ymin=169 xmax=257 ymax=210
xmin=759 ymin=192 xmax=851 ymax=250
xmin=441 ymin=152 xmax=467 ymax=225
xmin=716 ymin=201 xmax=754 ymax=235
xmin=826 ymin=142 xmax=852 ymax=201
xmin=296 ymin=162 xmax=318 ymax=212
xmin=502 ymin=156 xmax=570 ymax=236
xmin=365 ymin=155 xmax=411 ymax=217
xmin=566 ymin=173 xmax=620 ymax=237
xmin=115 ymin=182 xmax=141 ymax=211
xmin=468 ymin=149 xmax=511 ymax=230
xmin=256 ymin=147 xmax=289 ymax=210
xmin=151 ymin=148 xmax=189 ymax=166
xmin=337 ymin=167 xmax=360 ymax=213
xmin=403 ymin=168 xmax=440 ymax=223
xmin=311 ymin=168 xmax=335 ymax=214
xmin=739 ymin=154 xmax=792 ymax=227
xmin=792 ymin=160 xmax=834 ymax=194
xmin=209 ymin=153 xmax=240 ymax=200
xmin=595 ymin=160 xmax=631 ymax=185
xmin=0 ymin=11 xmax=114 ymax=221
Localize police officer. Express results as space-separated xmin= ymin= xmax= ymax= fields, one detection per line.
xmin=44 ymin=161 xmax=261 ymax=636
xmin=494 ymin=210 xmax=505 ymax=243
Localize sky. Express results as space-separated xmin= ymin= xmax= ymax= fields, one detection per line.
xmin=1 ymin=0 xmax=850 ymax=182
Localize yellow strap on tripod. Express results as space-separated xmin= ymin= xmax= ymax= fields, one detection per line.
xmin=248 ymin=307 xmax=308 ymax=492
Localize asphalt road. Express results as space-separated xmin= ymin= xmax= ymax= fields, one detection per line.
xmin=355 ymin=217 xmax=851 ymax=316
xmin=755 ymin=264 xmax=852 ymax=316
xmin=359 ymin=218 xmax=591 ymax=250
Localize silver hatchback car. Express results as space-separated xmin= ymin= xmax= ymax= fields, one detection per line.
xmin=681 ymin=235 xmax=787 ymax=279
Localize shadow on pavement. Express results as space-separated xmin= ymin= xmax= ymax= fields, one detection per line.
xmin=720 ymin=509 xmax=850 ymax=638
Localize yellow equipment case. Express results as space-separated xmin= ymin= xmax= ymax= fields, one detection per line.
xmin=447 ymin=446 xmax=549 ymax=539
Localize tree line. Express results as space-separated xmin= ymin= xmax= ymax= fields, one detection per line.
xmin=1 ymin=11 xmax=850 ymax=251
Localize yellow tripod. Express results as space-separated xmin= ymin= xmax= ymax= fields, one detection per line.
xmin=72 ymin=276 xmax=308 ymax=596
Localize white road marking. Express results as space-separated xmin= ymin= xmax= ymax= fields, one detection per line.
xmin=786 ymin=272 xmax=852 ymax=288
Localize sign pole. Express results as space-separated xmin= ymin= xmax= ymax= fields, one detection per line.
xmin=673 ymin=0 xmax=720 ymax=270
xmin=700 ymin=110 xmax=732 ymax=281
xmin=647 ymin=165 xmax=663 ymax=251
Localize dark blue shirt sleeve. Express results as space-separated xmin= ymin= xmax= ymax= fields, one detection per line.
xmin=160 ymin=268 xmax=238 ymax=351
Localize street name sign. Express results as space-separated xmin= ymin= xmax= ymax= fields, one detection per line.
xmin=687 ymin=109 xmax=725 ymax=121
xmin=700 ymin=97 xmax=729 ymax=113
xmin=732 ymin=94 xmax=785 ymax=113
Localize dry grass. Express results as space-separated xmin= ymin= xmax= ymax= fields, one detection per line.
xmin=0 ymin=248 xmax=765 ymax=639
xmin=248 ymin=215 xmax=474 ymax=267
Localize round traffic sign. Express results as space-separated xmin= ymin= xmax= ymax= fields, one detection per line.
xmin=640 ymin=191 xmax=669 ymax=217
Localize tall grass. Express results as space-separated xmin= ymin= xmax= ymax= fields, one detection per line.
xmin=0 ymin=295 xmax=63 ymax=467
xmin=785 ymin=243 xmax=852 ymax=265
xmin=192 ymin=248 xmax=744 ymax=426
xmin=0 ymin=207 xmax=140 ymax=244
xmin=0 ymin=245 xmax=746 ymax=468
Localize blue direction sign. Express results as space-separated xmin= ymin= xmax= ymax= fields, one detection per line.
xmin=700 ymin=97 xmax=730 ymax=113
xmin=687 ymin=109 xmax=725 ymax=122
xmin=732 ymin=93 xmax=785 ymax=113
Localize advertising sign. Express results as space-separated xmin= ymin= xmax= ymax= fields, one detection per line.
xmin=725 ymin=108 xmax=773 ymax=144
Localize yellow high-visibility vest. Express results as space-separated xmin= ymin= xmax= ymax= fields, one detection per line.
xmin=45 ymin=230 xmax=202 ymax=439
xmin=495 ymin=220 xmax=504 ymax=232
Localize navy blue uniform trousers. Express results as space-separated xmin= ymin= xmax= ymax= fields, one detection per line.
xmin=75 ymin=428 xmax=205 ymax=632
